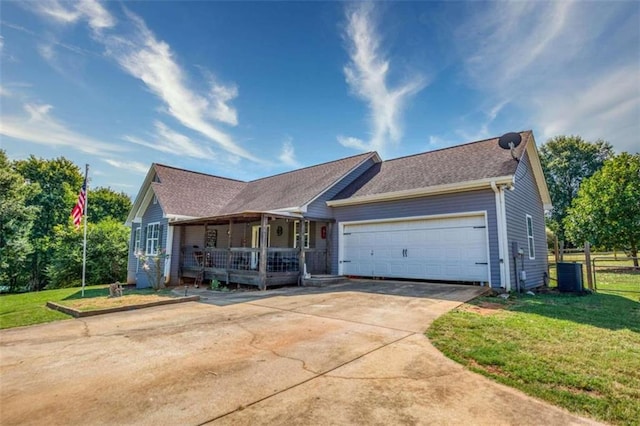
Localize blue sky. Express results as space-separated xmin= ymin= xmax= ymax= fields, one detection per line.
xmin=1 ymin=1 xmax=638 ymax=197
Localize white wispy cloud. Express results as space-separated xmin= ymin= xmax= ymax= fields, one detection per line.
xmin=427 ymin=135 xmax=459 ymax=151
xmin=278 ymin=137 xmax=300 ymax=168
xmin=461 ymin=2 xmax=574 ymax=93
xmin=109 ymin=182 xmax=136 ymax=189
xmin=0 ymin=102 xmax=124 ymax=155
xmin=26 ymin=1 xmax=260 ymax=162
xmin=339 ymin=2 xmax=426 ymax=155
xmin=455 ymin=1 xmax=640 ymax=152
xmin=103 ymin=159 xmax=149 ymax=174
xmin=33 ymin=0 xmax=115 ymax=32
xmin=337 ymin=135 xmax=368 ymax=151
xmin=100 ymin=9 xmax=258 ymax=162
xmin=534 ymin=65 xmax=640 ymax=149
xmin=123 ymin=121 xmax=217 ymax=160
xmin=205 ymin=74 xmax=239 ymax=126
xmin=37 ymin=43 xmax=55 ymax=60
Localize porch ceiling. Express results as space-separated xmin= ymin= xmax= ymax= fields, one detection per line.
xmin=169 ymin=210 xmax=304 ymax=227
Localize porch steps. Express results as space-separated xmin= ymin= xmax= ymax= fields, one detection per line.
xmin=301 ymin=275 xmax=347 ymax=287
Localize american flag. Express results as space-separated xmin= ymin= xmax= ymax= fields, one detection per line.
xmin=71 ymin=178 xmax=87 ymax=228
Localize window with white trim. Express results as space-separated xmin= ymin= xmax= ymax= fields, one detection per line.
xmin=133 ymin=227 xmax=141 ymax=255
xmin=146 ymin=222 xmax=160 ymax=255
xmin=526 ymin=215 xmax=535 ymax=259
xmin=294 ymin=220 xmax=310 ymax=248
xmin=152 ymin=194 xmax=158 ymax=204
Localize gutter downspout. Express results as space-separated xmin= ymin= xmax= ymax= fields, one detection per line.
xmin=491 ymin=182 xmax=511 ymax=291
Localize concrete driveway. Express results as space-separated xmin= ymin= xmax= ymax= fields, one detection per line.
xmin=0 ymin=281 xmax=598 ymax=425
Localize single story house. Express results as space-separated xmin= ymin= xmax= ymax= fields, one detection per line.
xmin=125 ymin=130 xmax=551 ymax=291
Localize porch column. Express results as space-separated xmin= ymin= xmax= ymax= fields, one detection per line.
xmin=298 ymin=218 xmax=306 ymax=280
xmin=227 ymin=220 xmax=233 ymax=249
xmin=258 ymin=214 xmax=268 ymax=290
xmin=179 ymin=225 xmax=185 ymax=284
xmin=226 ymin=219 xmax=233 ymax=285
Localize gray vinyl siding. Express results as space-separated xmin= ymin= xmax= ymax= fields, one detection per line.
xmin=306 ymin=158 xmax=377 ymax=218
xmin=504 ymin=152 xmax=548 ymax=289
xmin=135 ymin=197 xmax=168 ymax=288
xmin=126 ymin=223 xmax=141 ymax=284
xmin=331 ymin=189 xmax=502 ymax=287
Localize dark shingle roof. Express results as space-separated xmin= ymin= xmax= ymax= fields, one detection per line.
xmin=333 ymin=131 xmax=532 ymax=200
xmin=219 ymin=152 xmax=376 ymax=214
xmin=151 ymin=152 xmax=376 ymax=218
xmin=148 ymin=132 xmax=534 ymax=218
xmin=152 ymin=165 xmax=246 ymax=218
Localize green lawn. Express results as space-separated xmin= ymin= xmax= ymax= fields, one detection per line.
xmin=548 ymin=251 xmax=639 ymax=300
xmin=0 ymin=286 xmax=171 ymax=329
xmin=428 ymin=292 xmax=640 ymax=425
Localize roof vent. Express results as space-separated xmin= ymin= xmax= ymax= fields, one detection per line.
xmin=498 ymin=132 xmax=521 ymax=161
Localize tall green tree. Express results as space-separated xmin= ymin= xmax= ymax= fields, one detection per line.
xmin=565 ymin=153 xmax=640 ymax=266
xmin=89 ymin=187 xmax=132 ymax=223
xmin=47 ymin=219 xmax=130 ymax=288
xmin=0 ymin=151 xmax=40 ymax=289
xmin=14 ymin=156 xmax=83 ymax=289
xmin=539 ymin=135 xmax=613 ymax=250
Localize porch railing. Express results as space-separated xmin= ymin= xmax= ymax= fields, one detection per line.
xmin=182 ymin=246 xmax=306 ymax=273
xmin=305 ymin=249 xmax=328 ymax=274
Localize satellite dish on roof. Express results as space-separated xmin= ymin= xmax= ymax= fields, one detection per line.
xmin=498 ymin=132 xmax=522 ymax=150
xmin=498 ymin=132 xmax=521 ymax=161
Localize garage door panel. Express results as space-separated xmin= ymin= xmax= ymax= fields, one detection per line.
xmin=388 ymin=264 xmax=405 ymax=275
xmin=342 ymin=215 xmax=489 ymax=282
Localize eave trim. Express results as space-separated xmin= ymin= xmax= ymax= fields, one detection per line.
xmin=326 ymin=175 xmax=514 ymax=207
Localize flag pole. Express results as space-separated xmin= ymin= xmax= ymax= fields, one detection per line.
xmin=81 ymin=164 xmax=89 ymax=297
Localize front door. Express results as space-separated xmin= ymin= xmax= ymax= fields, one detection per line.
xmin=251 ymin=225 xmax=270 ymax=269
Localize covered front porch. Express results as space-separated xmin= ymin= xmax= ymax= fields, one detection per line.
xmin=171 ymin=212 xmax=333 ymax=290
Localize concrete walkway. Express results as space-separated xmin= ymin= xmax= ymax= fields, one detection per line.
xmin=0 ymin=281 xmax=599 ymax=425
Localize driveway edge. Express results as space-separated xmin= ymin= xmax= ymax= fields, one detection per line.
xmin=46 ymin=295 xmax=200 ymax=317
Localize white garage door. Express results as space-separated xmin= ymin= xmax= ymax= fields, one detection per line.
xmin=341 ymin=215 xmax=489 ymax=282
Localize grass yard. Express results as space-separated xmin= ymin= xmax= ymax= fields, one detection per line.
xmin=548 ymin=251 xmax=639 ymax=301
xmin=0 ymin=286 xmax=173 ymax=330
xmin=428 ymin=292 xmax=640 ymax=425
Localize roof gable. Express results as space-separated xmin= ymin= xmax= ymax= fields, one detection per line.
xmin=126 ymin=152 xmax=378 ymax=224
xmin=329 ymin=131 xmax=551 ymax=208
xmin=218 ymin=152 xmax=377 ymax=214
xmin=152 ymin=164 xmax=247 ymax=218
xmin=333 ymin=132 xmax=530 ymax=201
xmin=125 ymin=164 xmax=247 ymax=225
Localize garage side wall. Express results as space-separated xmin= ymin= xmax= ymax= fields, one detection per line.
xmin=331 ymin=189 xmax=501 ymax=287
xmin=504 ymin=153 xmax=548 ymax=288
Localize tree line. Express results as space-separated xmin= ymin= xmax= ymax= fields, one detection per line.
xmin=1 ymin=136 xmax=638 ymax=292
xmin=540 ymin=136 xmax=639 ymax=266
xmin=0 ymin=150 xmax=132 ymax=291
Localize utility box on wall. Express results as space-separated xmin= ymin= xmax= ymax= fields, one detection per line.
xmin=557 ymin=262 xmax=583 ymax=292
